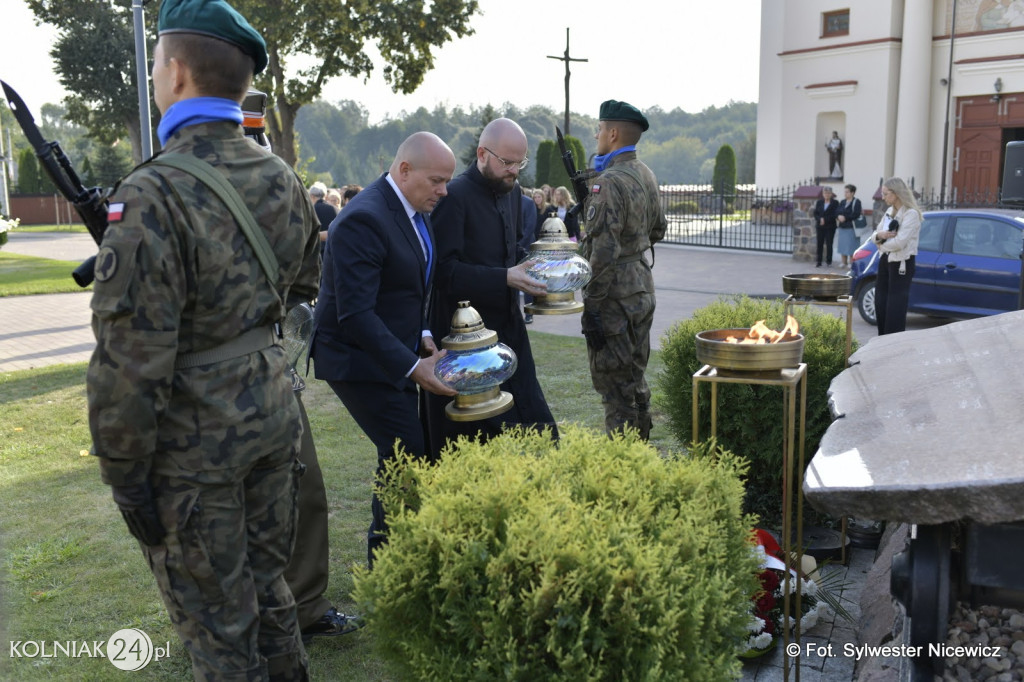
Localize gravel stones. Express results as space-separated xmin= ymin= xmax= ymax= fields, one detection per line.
xmin=942 ymin=604 xmax=1024 ymax=681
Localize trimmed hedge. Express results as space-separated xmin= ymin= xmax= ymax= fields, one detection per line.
xmin=353 ymin=426 xmax=761 ymax=681
xmin=656 ymin=296 xmax=855 ymax=526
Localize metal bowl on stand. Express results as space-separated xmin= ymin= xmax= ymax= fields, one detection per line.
xmin=782 ymin=273 xmax=851 ymax=300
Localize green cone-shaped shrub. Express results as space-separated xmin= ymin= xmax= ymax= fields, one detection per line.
xmin=656 ymin=295 xmax=855 ymax=525
xmin=353 ymin=426 xmax=761 ymax=681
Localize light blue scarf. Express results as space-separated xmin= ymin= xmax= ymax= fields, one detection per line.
xmin=593 ymin=145 xmax=636 ymax=173
xmin=157 ymin=97 xmax=243 ymax=146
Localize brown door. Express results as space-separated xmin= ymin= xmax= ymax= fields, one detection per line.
xmin=953 ymin=125 xmax=1001 ymax=201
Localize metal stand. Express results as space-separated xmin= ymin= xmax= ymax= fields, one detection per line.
xmin=693 ymin=363 xmax=807 ymax=682
xmin=783 ymin=294 xmax=854 ymax=564
xmin=783 ymin=294 xmax=854 ymax=365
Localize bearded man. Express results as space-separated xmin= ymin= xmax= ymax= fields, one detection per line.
xmin=425 ymin=118 xmax=558 ymax=456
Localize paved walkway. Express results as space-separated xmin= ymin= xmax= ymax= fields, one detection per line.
xmin=0 ymin=231 xmax=910 ymax=681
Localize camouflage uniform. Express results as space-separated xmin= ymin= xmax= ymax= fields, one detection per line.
xmin=580 ymin=151 xmax=667 ymax=437
xmin=87 ymin=121 xmax=320 ymax=681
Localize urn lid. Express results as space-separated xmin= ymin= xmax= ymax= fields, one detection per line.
xmin=440 ymin=301 xmax=499 ymax=350
xmin=530 ymin=217 xmax=578 ymax=252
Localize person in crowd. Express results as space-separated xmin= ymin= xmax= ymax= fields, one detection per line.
xmin=426 ymin=117 xmax=556 ymax=457
xmin=533 ymin=187 xmax=555 ymax=224
xmin=873 ymin=177 xmax=922 ymax=335
xmin=580 ymin=99 xmax=667 ymax=440
xmin=342 ymin=185 xmax=362 ymax=206
xmin=86 ymin=0 xmax=319 ymax=677
xmin=310 ymin=132 xmax=457 ymax=567
xmin=551 ymin=185 xmax=581 ymax=240
xmin=326 ymin=187 xmax=342 ymax=210
xmin=310 ymin=180 xmax=338 ymax=251
xmin=835 ymin=183 xmax=863 ymax=267
xmin=813 ymin=186 xmax=840 ymax=267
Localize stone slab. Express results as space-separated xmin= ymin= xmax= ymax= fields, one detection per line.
xmin=804 ymin=310 xmax=1024 ymax=525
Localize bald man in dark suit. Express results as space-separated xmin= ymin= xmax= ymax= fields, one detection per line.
xmin=310 ymin=132 xmax=457 ymax=566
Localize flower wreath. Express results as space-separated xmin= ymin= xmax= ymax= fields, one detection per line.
xmin=742 ymin=529 xmax=823 ymax=657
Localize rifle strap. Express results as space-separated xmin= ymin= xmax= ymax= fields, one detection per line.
xmin=148 ymin=155 xmax=279 ymax=285
xmin=148 ymin=154 xmax=285 ymax=370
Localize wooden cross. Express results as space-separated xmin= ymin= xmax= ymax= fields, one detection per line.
xmin=547 ymin=28 xmax=588 ymax=136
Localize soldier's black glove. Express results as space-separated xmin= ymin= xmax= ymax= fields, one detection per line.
xmin=111 ymin=483 xmax=166 ymax=547
xmin=581 ymin=310 xmax=607 ymax=351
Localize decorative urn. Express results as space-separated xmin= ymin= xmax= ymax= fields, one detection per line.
xmin=434 ymin=301 xmax=518 ymax=421
xmin=521 ymin=217 xmax=592 ymax=315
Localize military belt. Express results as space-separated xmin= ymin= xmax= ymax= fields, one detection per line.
xmin=175 ymin=325 xmax=279 ymax=370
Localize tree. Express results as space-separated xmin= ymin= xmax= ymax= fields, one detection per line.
xmin=644 ymin=136 xmax=708 ymax=185
xmin=534 ymin=140 xmax=555 ymax=187
xmin=28 ymin=0 xmax=156 ymax=166
xmin=235 ymin=0 xmax=482 ymax=167
xmin=735 ymin=129 xmax=756 ymax=184
xmin=713 ymin=144 xmax=737 ymax=204
xmin=460 ymin=104 xmax=497 ymax=167
xmin=31 ymin=0 xmax=481 ymax=170
xmin=91 ymin=142 xmax=134 ymax=187
xmin=16 ymin=148 xmax=50 ymax=194
xmin=544 ymin=134 xmax=584 ymax=191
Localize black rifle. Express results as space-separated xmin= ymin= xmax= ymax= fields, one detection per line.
xmin=555 ymin=126 xmax=590 ymax=220
xmin=2 ymin=80 xmax=110 ymax=287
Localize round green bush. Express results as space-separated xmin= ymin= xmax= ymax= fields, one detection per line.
xmin=353 ymin=426 xmax=761 ymax=681
xmin=655 ymin=295 xmax=856 ymax=527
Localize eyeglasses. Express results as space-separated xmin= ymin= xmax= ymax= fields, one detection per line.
xmin=484 ymin=147 xmax=529 ymax=171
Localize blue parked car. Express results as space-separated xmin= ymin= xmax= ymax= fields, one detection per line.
xmin=850 ymin=209 xmax=1024 ymax=325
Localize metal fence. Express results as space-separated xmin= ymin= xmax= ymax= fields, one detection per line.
xmin=658 ymin=184 xmax=803 ymax=253
xmin=913 ymin=187 xmax=1010 ymax=211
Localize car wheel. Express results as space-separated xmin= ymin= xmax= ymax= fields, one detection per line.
xmin=857 ymin=279 xmax=877 ymax=326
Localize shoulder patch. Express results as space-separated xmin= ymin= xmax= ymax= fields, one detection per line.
xmin=107 ymin=202 xmax=125 ymax=223
xmin=586 ymin=204 xmax=596 ymax=222
xmin=591 ymin=184 xmax=601 ymax=194
xmin=93 ymin=246 xmax=119 ymax=283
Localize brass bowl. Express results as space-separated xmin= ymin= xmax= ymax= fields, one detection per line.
xmin=695 ymin=329 xmax=805 ymax=371
xmin=782 ymin=273 xmax=851 ymax=300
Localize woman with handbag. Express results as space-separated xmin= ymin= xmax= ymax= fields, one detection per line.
xmin=873 ymin=177 xmax=922 ymax=335
xmin=836 ymin=183 xmax=864 ymax=267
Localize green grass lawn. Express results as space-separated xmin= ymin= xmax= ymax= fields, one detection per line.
xmin=0 ymin=332 xmax=675 ymax=680
xmin=9 ymin=224 xmax=90 ymax=233
xmin=0 ymin=252 xmax=91 ymax=296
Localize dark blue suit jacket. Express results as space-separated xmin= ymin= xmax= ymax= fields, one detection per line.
xmin=310 ymin=174 xmax=434 ymax=389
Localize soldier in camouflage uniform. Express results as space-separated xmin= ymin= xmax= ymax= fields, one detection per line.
xmin=580 ymin=100 xmax=667 ymax=439
xmin=86 ymin=1 xmax=319 ymax=679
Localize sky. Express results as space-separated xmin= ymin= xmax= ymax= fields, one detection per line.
xmin=0 ymin=0 xmax=762 ymax=125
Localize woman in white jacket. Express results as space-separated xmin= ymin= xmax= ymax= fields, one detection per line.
xmin=873 ymin=177 xmax=922 ymax=335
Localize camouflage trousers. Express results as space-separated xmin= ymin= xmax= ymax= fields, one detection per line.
xmin=586 ymin=290 xmax=656 ymax=438
xmin=143 ymin=448 xmax=308 ymax=681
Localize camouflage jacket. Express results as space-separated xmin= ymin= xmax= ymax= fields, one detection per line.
xmin=87 ymin=121 xmax=321 ymax=486
xmin=580 ymin=152 xmax=667 ymax=309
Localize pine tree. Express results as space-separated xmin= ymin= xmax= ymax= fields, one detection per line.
xmin=713 ymin=144 xmax=737 ymax=210
xmin=535 ymin=140 xmax=555 ymax=187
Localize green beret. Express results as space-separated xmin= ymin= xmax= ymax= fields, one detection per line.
xmin=158 ymin=0 xmax=268 ymax=75
xmin=599 ymin=99 xmax=649 ymax=132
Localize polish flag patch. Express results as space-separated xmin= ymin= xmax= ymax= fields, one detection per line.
xmin=107 ymin=202 xmax=125 ymax=222
xmin=591 ymin=184 xmax=601 ymax=194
